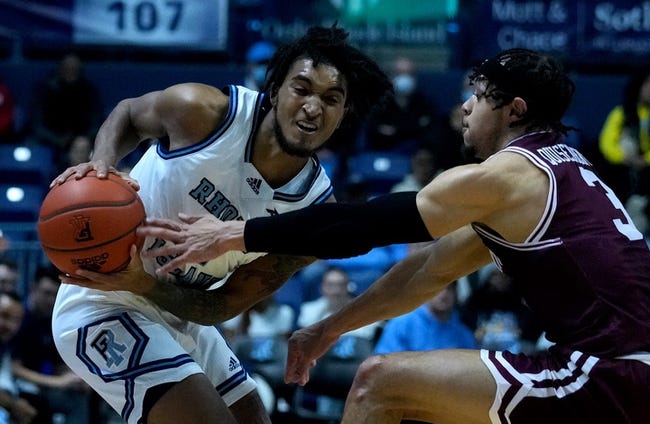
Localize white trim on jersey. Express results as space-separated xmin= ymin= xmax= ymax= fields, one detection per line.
xmin=500 ymin=145 xmax=558 ymax=244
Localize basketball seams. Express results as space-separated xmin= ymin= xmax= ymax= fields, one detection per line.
xmin=40 ymin=197 xmax=140 ymax=221
xmin=39 ymin=176 xmax=138 ymax=220
xmin=39 ymin=197 xmax=140 ymax=221
xmin=40 ymin=224 xmax=141 ymax=252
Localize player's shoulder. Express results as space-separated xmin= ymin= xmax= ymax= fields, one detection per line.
xmin=484 ymin=148 xmax=542 ymax=176
xmin=154 ymin=83 xmax=230 ymax=137
xmin=158 ymin=83 xmax=229 ymax=112
xmin=425 ymin=153 xmax=535 ymax=202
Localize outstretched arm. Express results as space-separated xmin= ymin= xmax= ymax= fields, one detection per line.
xmin=62 ymin=245 xmax=314 ymax=325
xmin=139 ymin=191 xmax=434 ymax=274
xmin=139 ymin=161 xmax=515 ymax=272
xmin=285 ymin=226 xmax=491 ymax=385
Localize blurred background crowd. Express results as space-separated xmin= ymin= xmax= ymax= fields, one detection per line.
xmin=1 ymin=1 xmax=649 ymax=423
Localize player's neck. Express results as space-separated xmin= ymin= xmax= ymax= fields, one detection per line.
xmin=253 ymin=141 xmax=309 ymax=188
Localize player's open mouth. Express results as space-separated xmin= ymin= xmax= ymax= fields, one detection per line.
xmin=297 ymin=121 xmax=318 ymax=133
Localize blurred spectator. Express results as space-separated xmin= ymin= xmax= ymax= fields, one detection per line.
xmin=326 ymin=243 xmax=406 ymax=296
xmin=243 ymin=41 xmax=276 ymax=91
xmin=361 ymin=56 xmax=439 ymax=155
xmin=0 ymin=259 xmax=18 ymax=296
xmin=460 ymin=265 xmax=542 ymax=354
xmin=599 ymin=68 xmax=650 ymax=231
xmin=296 ymin=247 xmax=407 ymax=304
xmin=0 ymin=291 xmax=38 ymax=424
xmin=26 ymin=53 xmax=102 ymax=163
xmin=390 ymin=146 xmax=438 ymax=193
xmin=0 ymin=76 xmax=16 ymax=143
xmin=220 ymin=296 xmax=295 ymax=341
xmin=297 ymin=266 xmax=379 ymax=341
xmin=296 ymin=266 xmax=378 ymax=417
xmin=11 ymin=266 xmax=91 ymax=424
xmin=374 ymin=281 xmax=476 ymax=354
xmin=292 ymin=180 xmax=408 ymax=302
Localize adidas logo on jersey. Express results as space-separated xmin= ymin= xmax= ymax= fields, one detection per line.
xmin=246 ymin=177 xmax=262 ymax=194
xmin=228 ymin=356 xmax=240 ymax=372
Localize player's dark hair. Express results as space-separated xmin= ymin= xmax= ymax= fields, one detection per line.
xmin=469 ymin=48 xmax=576 ymax=134
xmin=263 ymin=25 xmax=393 ymax=128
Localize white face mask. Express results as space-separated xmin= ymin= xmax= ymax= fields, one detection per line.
xmin=251 ymin=65 xmax=267 ymax=88
xmin=393 ymin=74 xmax=416 ymax=96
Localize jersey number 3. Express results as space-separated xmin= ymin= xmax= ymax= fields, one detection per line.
xmin=580 ymin=167 xmax=644 ymax=241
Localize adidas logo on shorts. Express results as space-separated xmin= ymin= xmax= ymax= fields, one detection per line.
xmin=228 ymin=356 xmax=240 ymax=372
xmin=246 ymin=177 xmax=262 ymax=194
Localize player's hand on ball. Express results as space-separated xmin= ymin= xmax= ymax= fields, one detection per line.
xmin=60 ymin=245 xmax=156 ymax=296
xmin=50 ymin=160 xmax=140 ymax=191
xmin=138 ymin=213 xmax=246 ymax=275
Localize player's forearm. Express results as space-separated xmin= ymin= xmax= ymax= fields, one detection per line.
xmin=91 ymin=99 xmax=147 ymax=166
xmin=144 ymin=254 xmax=314 ymax=325
xmin=244 ymin=191 xmax=432 ymax=258
xmin=212 ymin=254 xmax=315 ymax=321
xmin=142 ymin=279 xmax=231 ymax=325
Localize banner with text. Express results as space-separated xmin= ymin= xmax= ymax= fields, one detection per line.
xmin=471 ymin=0 xmax=650 ymax=67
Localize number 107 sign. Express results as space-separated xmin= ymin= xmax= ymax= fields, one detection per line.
xmin=73 ymin=0 xmax=228 ymax=50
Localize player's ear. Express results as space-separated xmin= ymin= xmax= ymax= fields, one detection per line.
xmin=269 ymin=83 xmax=278 ymax=107
xmin=510 ymin=97 xmax=527 ymax=119
xmin=337 ymin=105 xmax=350 ymax=128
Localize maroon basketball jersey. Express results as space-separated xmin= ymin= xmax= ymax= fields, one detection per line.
xmin=472 ymin=131 xmax=650 ymax=357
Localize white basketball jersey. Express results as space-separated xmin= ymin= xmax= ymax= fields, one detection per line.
xmin=130 ymin=85 xmax=333 ymax=289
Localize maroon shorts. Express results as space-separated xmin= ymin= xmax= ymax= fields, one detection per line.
xmin=480 ymin=348 xmax=650 ymax=423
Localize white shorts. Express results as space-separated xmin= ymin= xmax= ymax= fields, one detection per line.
xmin=52 ymin=284 xmax=257 ymax=424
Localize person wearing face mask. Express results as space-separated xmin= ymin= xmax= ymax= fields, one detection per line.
xmin=243 ymin=41 xmax=277 ymax=92
xmin=361 ymin=56 xmax=441 ymax=154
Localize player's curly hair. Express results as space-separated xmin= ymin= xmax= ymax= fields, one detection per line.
xmin=469 ymin=48 xmax=577 ymax=135
xmin=263 ymin=25 xmax=393 ymax=128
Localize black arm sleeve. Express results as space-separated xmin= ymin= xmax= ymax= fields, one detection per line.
xmin=244 ymin=191 xmax=433 ymax=259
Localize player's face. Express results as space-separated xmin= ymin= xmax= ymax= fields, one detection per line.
xmin=0 ymin=295 xmax=23 ymax=342
xmin=272 ymin=58 xmax=348 ymax=157
xmin=461 ymin=79 xmax=509 ymax=160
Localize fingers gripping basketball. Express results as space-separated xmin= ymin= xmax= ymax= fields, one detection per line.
xmin=38 ymin=172 xmax=145 ymax=275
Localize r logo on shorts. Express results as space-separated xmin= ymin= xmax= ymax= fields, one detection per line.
xmin=91 ymin=328 xmax=128 ymax=367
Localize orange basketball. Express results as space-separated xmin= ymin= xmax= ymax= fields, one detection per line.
xmin=37 ymin=171 xmax=145 ymax=275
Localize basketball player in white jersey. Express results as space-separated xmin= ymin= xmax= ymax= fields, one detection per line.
xmin=50 ymin=26 xmax=392 ymax=424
